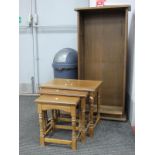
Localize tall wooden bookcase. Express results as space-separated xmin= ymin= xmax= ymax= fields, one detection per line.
xmin=75 ymin=5 xmax=130 ymax=121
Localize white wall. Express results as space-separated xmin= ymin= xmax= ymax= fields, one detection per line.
xmin=19 ymin=0 xmax=89 ymax=93
xmin=19 ymin=0 xmax=34 ymax=93
xmin=37 ymin=0 xmax=88 ymax=26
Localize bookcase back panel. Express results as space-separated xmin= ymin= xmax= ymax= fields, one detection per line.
xmin=79 ymin=9 xmax=126 ymax=106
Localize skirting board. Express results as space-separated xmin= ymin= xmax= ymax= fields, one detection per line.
xmin=19 ymin=83 xmax=40 ymax=95
xmin=19 ymin=83 xmax=33 ymax=94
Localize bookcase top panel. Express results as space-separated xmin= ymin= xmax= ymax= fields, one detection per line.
xmin=75 ymin=5 xmax=131 ymax=12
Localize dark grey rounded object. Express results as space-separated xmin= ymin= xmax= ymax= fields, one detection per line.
xmin=53 ymin=48 xmax=77 ymax=69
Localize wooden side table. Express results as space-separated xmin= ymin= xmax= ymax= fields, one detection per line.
xmin=39 ymin=88 xmax=88 ymax=143
xmin=40 ymin=79 xmax=103 ymax=137
xmin=35 ymin=95 xmax=80 ymax=150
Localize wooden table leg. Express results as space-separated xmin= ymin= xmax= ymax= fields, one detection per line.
xmin=97 ymin=89 xmax=101 ymax=120
xmin=39 ymin=111 xmax=45 ymax=145
xmin=44 ymin=111 xmax=48 ymax=129
xmin=71 ymin=106 xmax=77 ymax=150
xmin=78 ymin=103 xmax=82 ymax=133
xmin=81 ymin=98 xmax=86 ymax=143
xmin=51 ymin=110 xmax=55 ymax=129
xmin=56 ymin=110 xmax=60 ymax=118
xmin=89 ymin=95 xmax=94 ymax=138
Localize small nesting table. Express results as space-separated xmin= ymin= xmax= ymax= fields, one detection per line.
xmin=35 ymin=95 xmax=80 ymax=150
xmin=40 ymin=79 xmax=102 ymax=137
xmin=40 ymin=88 xmax=88 ymax=143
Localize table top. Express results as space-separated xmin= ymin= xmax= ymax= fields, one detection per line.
xmin=35 ymin=95 xmax=80 ymax=106
xmin=40 ymin=79 xmax=102 ymax=92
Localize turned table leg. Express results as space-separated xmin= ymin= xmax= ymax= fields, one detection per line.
xmin=56 ymin=110 xmax=60 ymax=118
xmin=53 ymin=110 xmax=57 ymax=120
xmin=97 ymin=89 xmax=101 ymax=120
xmin=44 ymin=111 xmax=48 ymax=129
xmin=81 ymin=98 xmax=86 ymax=143
xmin=89 ymin=95 xmax=94 ymax=138
xmin=71 ymin=106 xmax=77 ymax=150
xmin=78 ymin=103 xmax=82 ymax=134
xmin=39 ymin=111 xmax=45 ymax=145
xmin=51 ymin=110 xmax=55 ymax=129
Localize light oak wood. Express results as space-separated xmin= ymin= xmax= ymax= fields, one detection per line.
xmin=41 ymin=78 xmax=102 ymax=92
xmin=45 ymin=125 xmax=53 ymax=135
xmin=80 ymin=98 xmax=86 ymax=143
xmin=51 ymin=110 xmax=55 ymax=130
xmin=89 ymin=96 xmax=95 ymax=137
xmin=44 ymin=138 xmax=72 ymax=145
xmin=35 ymin=95 xmax=79 ymax=106
xmin=35 ymin=95 xmax=79 ymax=150
xmin=40 ymin=104 xmax=71 ymax=113
xmin=40 ymin=88 xmax=88 ymax=97
xmin=55 ymin=125 xmax=79 ymax=131
xmin=38 ymin=112 xmax=45 ymax=145
xmin=71 ymin=106 xmax=77 ymax=150
xmin=57 ymin=117 xmax=71 ymax=122
xmin=38 ymin=88 xmax=88 ymax=143
xmin=40 ymin=79 xmax=102 ymax=138
xmin=44 ymin=111 xmax=48 ymax=129
xmin=94 ymin=116 xmax=100 ymax=128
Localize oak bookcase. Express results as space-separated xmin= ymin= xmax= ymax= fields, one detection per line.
xmin=75 ymin=5 xmax=131 ymax=121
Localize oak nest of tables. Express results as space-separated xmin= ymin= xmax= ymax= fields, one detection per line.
xmin=35 ymin=78 xmax=102 ymax=150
